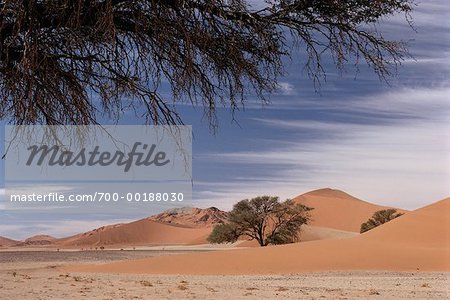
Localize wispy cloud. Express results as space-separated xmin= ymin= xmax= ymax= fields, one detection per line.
xmin=2 ymin=1 xmax=449 ymax=239
xmin=195 ymin=87 xmax=450 ymax=210
xmin=276 ymin=82 xmax=296 ymax=96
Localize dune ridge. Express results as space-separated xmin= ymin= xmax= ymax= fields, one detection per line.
xmin=0 ymin=236 xmax=19 ymax=247
xmin=66 ymin=198 xmax=450 ymax=274
xmin=5 ymin=188 xmax=409 ymax=248
xmin=294 ymin=188 xmax=407 ymax=232
xmin=148 ymin=206 xmax=228 ymax=228
xmin=57 ymin=219 xmax=211 ymax=247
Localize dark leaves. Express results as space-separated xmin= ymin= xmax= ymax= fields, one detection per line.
xmin=208 ymin=195 xmax=313 ymax=246
xmin=0 ymin=0 xmax=414 ymax=127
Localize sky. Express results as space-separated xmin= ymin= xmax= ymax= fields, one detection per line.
xmin=1 ymin=0 xmax=449 ymax=239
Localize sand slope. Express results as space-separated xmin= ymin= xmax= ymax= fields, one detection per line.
xmin=301 ymin=225 xmax=358 ymax=241
xmin=55 ymin=207 xmax=226 ymax=247
xmin=360 ymin=198 xmax=449 ymax=248
xmin=294 ymin=188 xmax=407 ymax=232
xmin=58 ymin=219 xmax=212 ymax=247
xmin=68 ymin=198 xmax=449 ymax=274
xmin=148 ymin=207 xmax=228 ymax=228
xmin=20 ymin=235 xmax=57 ymax=246
xmin=0 ymin=236 xmax=19 ymax=247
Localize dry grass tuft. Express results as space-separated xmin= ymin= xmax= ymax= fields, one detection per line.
xmin=140 ymin=280 xmax=153 ymax=287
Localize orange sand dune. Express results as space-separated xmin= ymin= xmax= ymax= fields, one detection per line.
xmin=0 ymin=236 xmax=19 ymax=247
xmin=20 ymin=235 xmax=57 ymax=246
xmin=301 ymin=225 xmax=358 ymax=241
xmin=67 ymin=198 xmax=449 ymax=274
xmin=294 ymin=188 xmax=407 ymax=232
xmin=58 ymin=219 xmax=212 ymax=247
xmin=361 ymin=198 xmax=449 ymax=248
xmin=148 ymin=207 xmax=228 ymax=228
xmin=11 ymin=235 xmax=57 ymax=247
xmin=25 ymin=235 xmax=57 ymax=243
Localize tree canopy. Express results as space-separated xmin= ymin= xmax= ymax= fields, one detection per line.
xmin=360 ymin=208 xmax=403 ymax=233
xmin=0 ymin=0 xmax=414 ymax=127
xmin=208 ymin=196 xmax=313 ymax=246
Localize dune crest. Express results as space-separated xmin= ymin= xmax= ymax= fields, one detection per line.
xmin=0 ymin=236 xmax=19 ymax=247
xmin=66 ymin=198 xmax=449 ymax=274
xmin=58 ymin=219 xmax=211 ymax=247
xmin=293 ymin=188 xmax=407 ymax=232
xmin=148 ymin=206 xmax=228 ymax=228
xmin=17 ymin=235 xmax=58 ymax=246
xmin=360 ymin=198 xmax=449 ymax=248
xmin=51 ymin=207 xmax=227 ymax=247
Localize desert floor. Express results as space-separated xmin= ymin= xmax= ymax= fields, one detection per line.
xmin=0 ymin=250 xmax=448 ymax=300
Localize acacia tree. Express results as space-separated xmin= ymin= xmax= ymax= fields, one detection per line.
xmin=0 ymin=0 xmax=414 ymax=127
xmin=360 ymin=209 xmax=403 ymax=233
xmin=208 ymin=196 xmax=313 ymax=246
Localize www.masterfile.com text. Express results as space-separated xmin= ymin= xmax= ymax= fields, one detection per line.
xmin=9 ymin=192 xmax=185 ymax=203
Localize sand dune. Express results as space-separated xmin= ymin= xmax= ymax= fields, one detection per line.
xmin=0 ymin=236 xmax=19 ymax=247
xmin=58 ymin=219 xmax=212 ymax=247
xmin=360 ymin=197 xmax=449 ymax=248
xmin=21 ymin=235 xmax=57 ymax=246
xmin=301 ymin=225 xmax=358 ymax=241
xmin=57 ymin=189 xmax=372 ymax=248
xmin=8 ymin=189 xmax=396 ymax=248
xmin=53 ymin=207 xmax=226 ymax=247
xmin=294 ymin=188 xmax=407 ymax=232
xmin=148 ymin=207 xmax=228 ymax=228
xmin=67 ymin=198 xmax=449 ymax=274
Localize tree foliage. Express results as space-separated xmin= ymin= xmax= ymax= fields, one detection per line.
xmin=360 ymin=209 xmax=403 ymax=233
xmin=207 ymin=222 xmax=241 ymax=244
xmin=0 ymin=0 xmax=414 ymax=127
xmin=208 ymin=196 xmax=313 ymax=246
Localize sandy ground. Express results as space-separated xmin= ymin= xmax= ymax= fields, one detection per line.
xmin=0 ymin=251 xmax=448 ymax=300
xmin=1 ymin=198 xmax=448 ymax=298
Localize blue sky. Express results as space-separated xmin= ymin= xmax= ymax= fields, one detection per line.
xmin=1 ymin=0 xmax=449 ymax=239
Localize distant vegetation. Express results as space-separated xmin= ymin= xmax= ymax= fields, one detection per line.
xmin=360 ymin=209 xmax=403 ymax=233
xmin=208 ymin=196 xmax=313 ymax=247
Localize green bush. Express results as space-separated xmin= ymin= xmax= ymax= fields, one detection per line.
xmin=360 ymin=209 xmax=403 ymax=233
xmin=208 ymin=196 xmax=312 ymax=247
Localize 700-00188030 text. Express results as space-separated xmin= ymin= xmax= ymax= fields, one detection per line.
xmin=9 ymin=192 xmax=185 ymax=202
